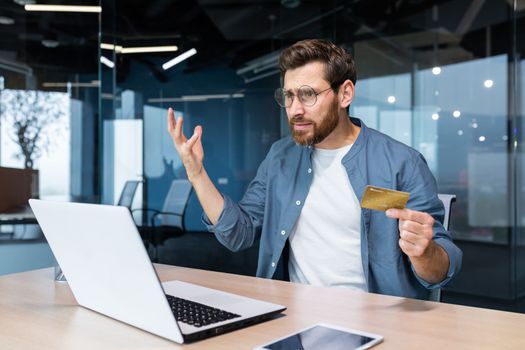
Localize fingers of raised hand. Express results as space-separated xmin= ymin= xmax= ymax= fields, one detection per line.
xmin=167 ymin=108 xmax=175 ymax=133
xmin=184 ymin=126 xmax=201 ymax=149
xmin=167 ymin=110 xmax=187 ymax=147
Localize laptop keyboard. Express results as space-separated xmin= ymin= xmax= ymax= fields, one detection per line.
xmin=166 ymin=294 xmax=241 ymax=328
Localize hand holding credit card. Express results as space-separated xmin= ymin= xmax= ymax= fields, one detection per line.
xmin=360 ymin=185 xmax=410 ymax=211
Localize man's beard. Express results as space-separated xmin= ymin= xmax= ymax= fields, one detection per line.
xmin=288 ymin=97 xmax=339 ymax=146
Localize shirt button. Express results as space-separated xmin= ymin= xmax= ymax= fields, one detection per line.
xmin=307 ymin=168 xmax=312 ymax=173
xmin=296 ymin=200 xmax=301 ymax=206
xmin=271 ymin=262 xmax=276 ymax=268
xmin=280 ymin=230 xmax=286 ymax=236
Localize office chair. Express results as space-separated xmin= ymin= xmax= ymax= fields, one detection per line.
xmin=135 ymin=179 xmax=193 ymax=262
xmin=117 ymin=180 xmax=141 ymax=210
xmin=437 ymin=194 xmax=456 ymax=232
xmin=428 ymin=193 xmax=456 ymax=302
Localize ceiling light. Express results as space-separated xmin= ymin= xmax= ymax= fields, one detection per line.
xmin=100 ymin=56 xmax=114 ymax=69
xmin=180 ymin=93 xmax=243 ymax=100
xmin=14 ymin=0 xmax=35 ymax=5
xmin=479 ymin=136 xmax=486 ymax=142
xmin=387 ymin=96 xmax=396 ymax=104
xmin=457 ymin=130 xmax=463 ymax=136
xmin=281 ymin=0 xmax=301 ymax=8
xmin=472 ymin=122 xmax=478 ymax=128
xmin=120 ymin=45 xmax=178 ymax=54
xmin=431 ymin=113 xmax=439 ymax=120
xmin=100 ymin=43 xmax=115 ymax=50
xmin=0 ymin=16 xmax=15 ymax=25
xmin=101 ymin=43 xmax=177 ymax=54
xmin=484 ymin=79 xmax=494 ymax=88
xmin=453 ymin=110 xmax=461 ymax=118
xmin=148 ymin=93 xmax=244 ymax=103
xmin=41 ymin=39 xmax=59 ymax=48
xmin=42 ymin=81 xmax=100 ymax=88
xmin=100 ymin=43 xmax=123 ymax=52
xmin=502 ymin=135 xmax=508 ymax=141
xmin=432 ymin=66 xmax=441 ymax=75
xmin=162 ymin=48 xmax=197 ymax=70
xmin=25 ymin=4 xmax=102 ymax=13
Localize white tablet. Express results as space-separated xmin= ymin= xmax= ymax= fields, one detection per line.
xmin=253 ymin=323 xmax=383 ymax=350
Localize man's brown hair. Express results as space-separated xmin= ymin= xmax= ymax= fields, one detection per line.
xmin=278 ymin=39 xmax=357 ymax=90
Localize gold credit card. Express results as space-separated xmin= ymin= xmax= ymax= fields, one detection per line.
xmin=360 ymin=185 xmax=410 ymax=211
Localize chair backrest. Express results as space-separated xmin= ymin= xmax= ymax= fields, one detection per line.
xmin=159 ymin=179 xmax=192 ymax=228
xmin=437 ymin=193 xmax=456 ymax=231
xmin=117 ymin=180 xmax=141 ymax=210
xmin=429 ymin=193 xmax=457 ymax=302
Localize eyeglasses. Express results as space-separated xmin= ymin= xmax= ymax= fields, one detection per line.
xmin=274 ymin=85 xmax=332 ymax=108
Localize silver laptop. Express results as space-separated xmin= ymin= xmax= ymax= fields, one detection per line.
xmin=29 ymin=199 xmax=286 ymax=344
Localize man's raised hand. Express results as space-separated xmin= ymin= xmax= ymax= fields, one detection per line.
xmin=167 ymin=107 xmax=204 ymax=181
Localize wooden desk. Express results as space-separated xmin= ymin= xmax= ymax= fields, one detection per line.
xmin=1 ymin=265 xmax=524 ymax=349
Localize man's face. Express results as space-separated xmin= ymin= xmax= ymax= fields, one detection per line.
xmin=283 ymin=61 xmax=340 ymax=146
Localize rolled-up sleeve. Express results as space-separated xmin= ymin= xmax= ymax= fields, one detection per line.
xmin=414 ymin=237 xmax=463 ymax=289
xmin=405 ymin=153 xmax=463 ymax=289
xmin=201 ymin=195 xmax=257 ymax=251
xmin=201 ymin=150 xmax=270 ymax=252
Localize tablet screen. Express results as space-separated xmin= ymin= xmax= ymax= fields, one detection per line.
xmin=257 ymin=325 xmax=381 ymax=350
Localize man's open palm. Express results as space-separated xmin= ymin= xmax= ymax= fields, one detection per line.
xmin=167 ymin=107 xmax=204 ymax=180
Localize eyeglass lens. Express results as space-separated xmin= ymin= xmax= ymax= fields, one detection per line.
xmin=275 ymin=86 xmax=319 ymax=107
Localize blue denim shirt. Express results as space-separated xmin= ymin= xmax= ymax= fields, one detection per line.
xmin=203 ymin=118 xmax=462 ymax=299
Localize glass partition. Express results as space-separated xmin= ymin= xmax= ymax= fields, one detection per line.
xmin=0 ymin=1 xmax=99 ymax=203
xmin=98 ymin=0 xmax=525 ymax=304
xmin=515 ymin=0 xmax=525 ymax=299
xmin=349 ymin=0 xmax=516 ymax=299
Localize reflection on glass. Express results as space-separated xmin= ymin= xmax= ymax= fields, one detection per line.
xmin=0 ymin=89 xmax=70 ymax=197
xmin=352 ymin=54 xmax=509 ymax=243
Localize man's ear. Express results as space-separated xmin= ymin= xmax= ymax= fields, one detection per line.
xmin=339 ymin=80 xmax=355 ymax=108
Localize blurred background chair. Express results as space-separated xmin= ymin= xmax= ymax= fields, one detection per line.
xmin=429 ymin=193 xmax=457 ymax=302
xmin=133 ymin=179 xmax=193 ymax=262
xmin=437 ymin=194 xmax=456 ymax=232
xmin=117 ymin=180 xmax=141 ymax=211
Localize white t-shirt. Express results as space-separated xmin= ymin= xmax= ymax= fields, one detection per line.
xmin=288 ymin=144 xmax=367 ymax=291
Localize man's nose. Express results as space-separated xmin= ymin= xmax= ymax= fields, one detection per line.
xmin=288 ymin=96 xmax=305 ymax=117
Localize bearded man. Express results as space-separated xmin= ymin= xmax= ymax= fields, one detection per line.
xmin=167 ymin=39 xmax=462 ymax=300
